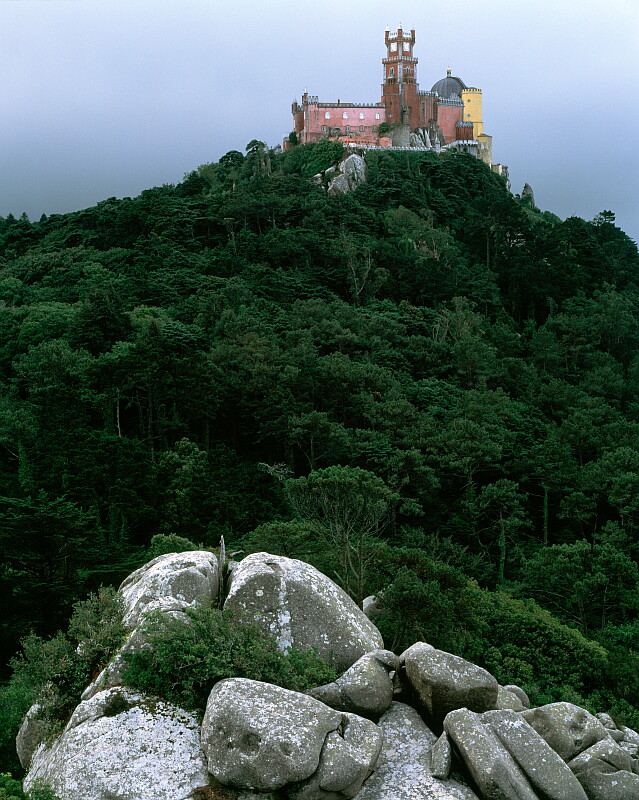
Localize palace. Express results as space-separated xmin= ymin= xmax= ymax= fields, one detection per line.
xmin=288 ymin=27 xmax=507 ymax=178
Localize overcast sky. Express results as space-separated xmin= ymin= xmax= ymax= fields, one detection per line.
xmin=1 ymin=0 xmax=638 ymax=242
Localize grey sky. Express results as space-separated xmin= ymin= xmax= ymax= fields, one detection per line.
xmin=1 ymin=0 xmax=638 ymax=242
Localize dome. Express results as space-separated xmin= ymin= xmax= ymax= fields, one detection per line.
xmin=431 ymin=68 xmax=467 ymax=99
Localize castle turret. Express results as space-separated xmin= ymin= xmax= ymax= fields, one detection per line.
xmin=461 ymin=87 xmax=484 ymax=138
xmin=381 ymin=26 xmax=421 ymax=130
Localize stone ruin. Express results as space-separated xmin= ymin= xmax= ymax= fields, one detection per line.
xmin=17 ymin=550 xmax=639 ymax=800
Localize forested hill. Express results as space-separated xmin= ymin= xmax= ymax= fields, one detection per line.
xmin=1 ymin=140 xmax=639 ymax=772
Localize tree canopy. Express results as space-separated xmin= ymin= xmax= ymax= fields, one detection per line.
xmin=1 ymin=140 xmax=639 ymax=776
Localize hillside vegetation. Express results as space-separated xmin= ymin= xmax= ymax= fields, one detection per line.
xmin=1 ymin=140 xmax=638 ymax=776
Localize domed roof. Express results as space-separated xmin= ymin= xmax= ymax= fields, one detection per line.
xmin=431 ymin=68 xmax=467 ymax=98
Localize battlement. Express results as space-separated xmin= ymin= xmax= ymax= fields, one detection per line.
xmin=384 ymin=27 xmax=415 ymax=42
xmin=316 ymin=102 xmax=385 ymax=109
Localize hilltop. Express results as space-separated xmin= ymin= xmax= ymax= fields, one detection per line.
xmin=1 ymin=140 xmax=638 ymax=781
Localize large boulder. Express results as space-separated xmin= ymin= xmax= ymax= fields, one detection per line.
xmin=119 ymin=550 xmax=219 ymax=629
xmin=568 ymin=738 xmax=639 ymax=799
xmin=401 ymin=642 xmax=498 ymax=726
xmin=356 ymin=702 xmax=479 ymax=800
xmin=307 ymin=649 xmax=398 ymax=718
xmin=619 ymin=724 xmax=639 ymax=758
xmin=288 ymin=712 xmax=383 ymax=800
xmin=494 ymin=685 xmax=527 ymax=711
xmin=327 ymin=155 xmax=367 ymax=196
xmin=482 ymin=709 xmax=589 ymax=800
xmin=223 ymin=553 xmax=383 ymax=672
xmin=444 ymin=708 xmax=543 ymax=800
xmin=522 ymin=702 xmax=611 ymax=761
xmin=201 ymin=678 xmax=342 ymax=792
xmin=23 ymin=687 xmax=208 ymax=800
xmin=503 ymin=684 xmax=530 ymax=708
xmin=16 ymin=702 xmax=46 ymax=770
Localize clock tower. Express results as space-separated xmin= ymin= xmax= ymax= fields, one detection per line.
xmin=381 ymin=26 xmax=419 ymax=129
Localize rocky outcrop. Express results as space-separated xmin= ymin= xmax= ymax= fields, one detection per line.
xmin=21 ymin=550 xmax=639 ymax=800
xmin=201 ymin=678 xmax=382 ymax=799
xmin=24 ymin=687 xmax=208 ymax=800
xmin=313 ymin=154 xmax=367 ymax=196
xmin=568 ymin=738 xmax=639 ymax=799
xmin=288 ymin=712 xmax=382 ymax=800
xmin=82 ymin=549 xmax=219 ymax=702
xmin=224 ymin=552 xmax=383 ymax=672
xmin=522 ymin=703 xmax=610 ymax=762
xmin=619 ymin=724 xmax=639 ymax=758
xmin=504 ymin=683 xmax=530 ymax=708
xmin=495 ymin=684 xmax=527 ymax=711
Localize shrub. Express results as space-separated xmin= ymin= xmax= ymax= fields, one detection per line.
xmin=0 ymin=773 xmax=23 ymax=800
xmin=372 ymin=567 xmax=457 ymax=652
xmin=123 ymin=605 xmax=338 ymax=709
xmin=25 ymin=782 xmax=60 ymax=800
xmin=4 ymin=587 xmax=125 ymax=751
xmin=365 ymin=542 xmax=638 ymax=720
xmin=146 ymin=533 xmax=199 ymax=560
xmin=0 ymin=774 xmax=59 ymax=800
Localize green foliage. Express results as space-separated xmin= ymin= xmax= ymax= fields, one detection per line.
xmin=522 ymin=539 xmax=639 ymax=635
xmin=0 ymin=775 xmax=60 ymax=800
xmin=293 ymin=139 xmax=345 ymax=178
xmin=466 ymin=586 xmax=609 ymax=708
xmin=123 ymin=605 xmax=338 ymax=709
xmin=146 ymin=533 xmax=200 ymax=560
xmin=372 ymin=566 xmax=456 ymax=651
xmin=0 ymin=773 xmax=23 ymax=800
xmin=1 ymin=139 xmax=639 ymax=730
xmin=366 ymin=543 xmax=631 ymax=714
xmin=241 ymin=519 xmax=333 ymax=571
xmin=285 ymin=466 xmax=397 ymax=602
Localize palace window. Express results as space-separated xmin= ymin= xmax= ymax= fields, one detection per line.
xmin=359 ymin=126 xmax=364 ymax=132
xmin=372 ymin=125 xmax=377 ymax=131
xmin=345 ymin=125 xmax=350 ymax=132
xmin=343 ymin=111 xmax=349 ymax=119
xmin=375 ymin=112 xmax=380 ymax=119
xmin=359 ymin=112 xmax=365 ymax=119
xmin=325 ymin=111 xmax=331 ymax=119
xmin=322 ymin=125 xmax=327 ymax=132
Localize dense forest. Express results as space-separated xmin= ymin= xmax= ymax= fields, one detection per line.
xmin=1 ymin=139 xmax=638 ymax=779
